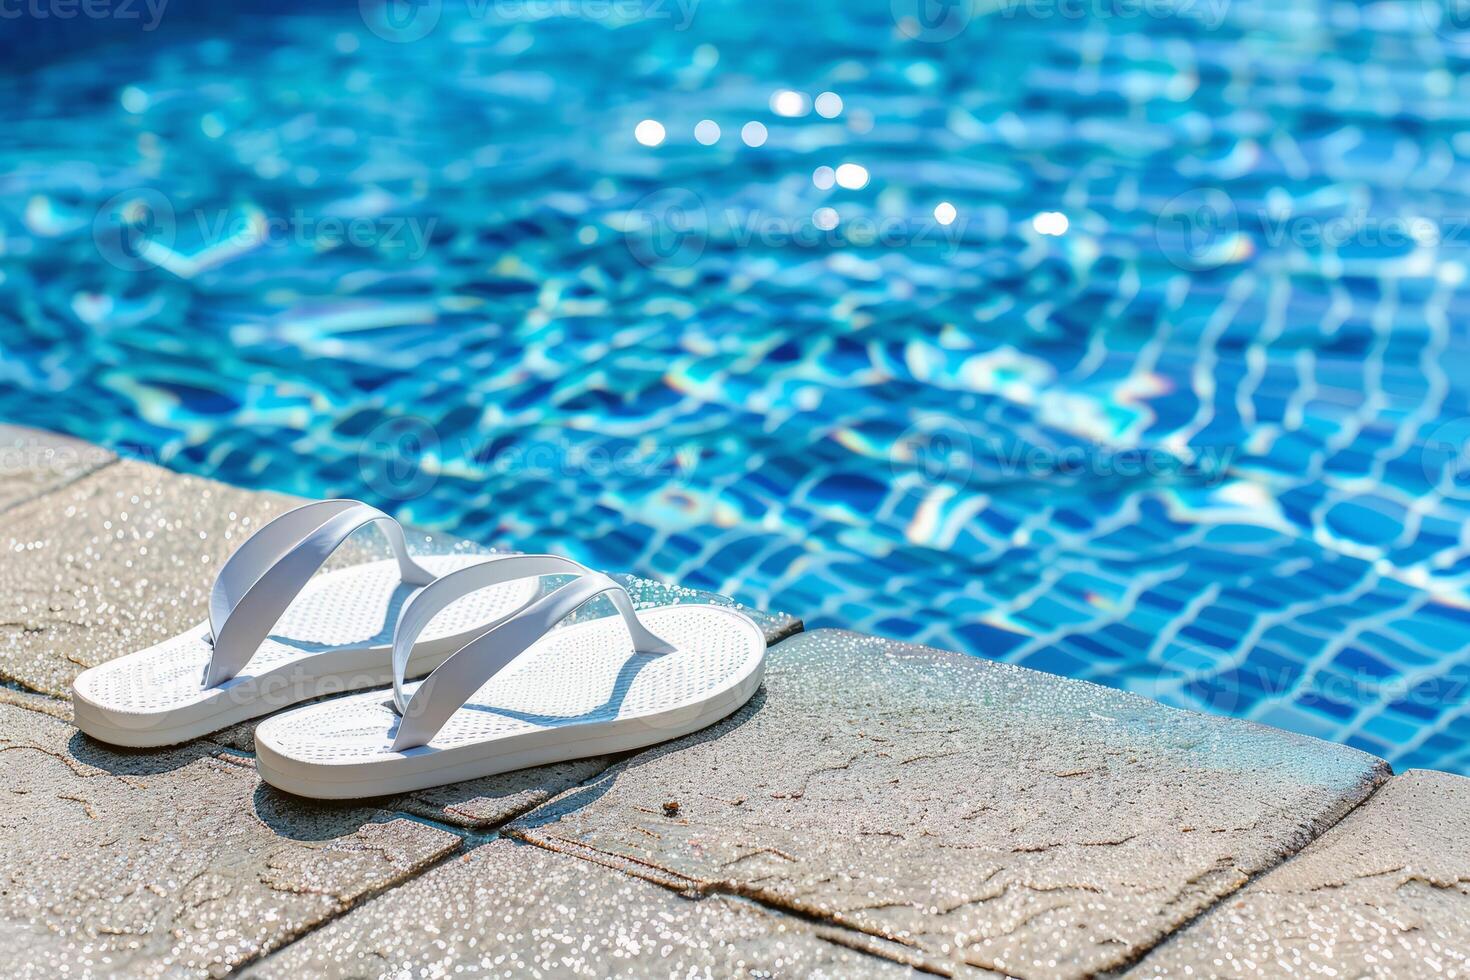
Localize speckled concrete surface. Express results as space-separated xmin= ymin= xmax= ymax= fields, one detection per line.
xmin=0 ymin=424 xmax=114 ymax=513
xmin=1135 ymin=768 xmax=1470 ymax=978
xmin=510 ymin=629 xmax=1391 ymax=978
xmin=0 ymin=459 xmax=298 ymax=698
xmin=387 ymin=757 xmax=623 ymax=830
xmin=249 ymin=837 xmax=925 ymax=979
xmin=7 ymin=430 xmax=1469 ymax=979
xmin=0 ymin=692 xmax=462 ymax=979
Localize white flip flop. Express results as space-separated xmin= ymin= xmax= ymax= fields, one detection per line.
xmin=71 ymin=499 xmax=538 ymax=748
xmin=255 ymin=555 xmax=767 ymax=799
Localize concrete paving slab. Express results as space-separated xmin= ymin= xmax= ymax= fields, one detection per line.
xmin=0 ymin=424 xmax=114 ymax=513
xmin=0 ymin=694 xmax=461 ymax=979
xmin=510 ymin=629 xmax=1391 ymax=978
xmin=0 ymin=679 xmax=71 ymax=718
xmin=387 ymin=757 xmax=624 ymax=830
xmin=251 ymin=837 xmax=924 ymax=979
xmin=13 ymin=432 xmax=1448 ymax=978
xmin=0 ymin=459 xmax=298 ymax=698
xmin=1134 ymin=768 xmax=1470 ymax=978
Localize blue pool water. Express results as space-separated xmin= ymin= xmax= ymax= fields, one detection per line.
xmin=4 ymin=0 xmax=1470 ymax=772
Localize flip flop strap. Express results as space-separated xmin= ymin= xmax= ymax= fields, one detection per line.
xmin=387 ymin=554 xmax=584 ymax=713
xmin=204 ymin=499 xmax=434 ymax=688
xmin=389 ymin=559 xmax=676 ymax=751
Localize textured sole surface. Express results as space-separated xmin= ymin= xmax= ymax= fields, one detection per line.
xmin=256 ymin=604 xmax=766 ymax=798
xmin=71 ymin=555 xmax=537 ymax=746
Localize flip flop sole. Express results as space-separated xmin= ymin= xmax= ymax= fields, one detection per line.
xmin=70 ymin=555 xmax=537 ymax=747
xmin=254 ymin=604 xmax=766 ymax=799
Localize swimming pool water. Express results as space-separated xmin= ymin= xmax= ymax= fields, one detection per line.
xmin=4 ymin=0 xmax=1470 ymax=773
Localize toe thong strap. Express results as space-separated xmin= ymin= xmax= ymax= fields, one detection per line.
xmin=205 ymin=500 xmax=434 ymax=688
xmin=386 ymin=554 xmax=585 ymax=715
xmin=389 ymin=557 xmax=676 ymax=751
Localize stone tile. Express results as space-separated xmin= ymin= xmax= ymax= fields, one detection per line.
xmin=509 ymin=629 xmax=1391 ymax=978
xmin=388 ymin=757 xmax=624 ymax=830
xmin=1134 ymin=769 xmax=1470 ymax=978
xmin=0 ymin=424 xmax=114 ymax=513
xmin=250 ymin=838 xmax=921 ymax=979
xmin=0 ymin=679 xmax=70 ymax=719
xmin=0 ymin=459 xmax=299 ymax=697
xmin=0 ymin=695 xmax=461 ymax=979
